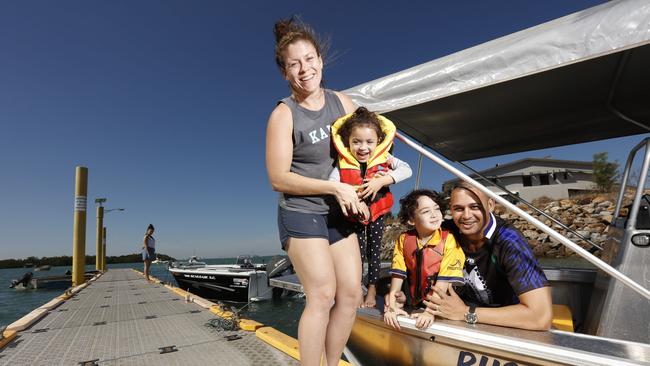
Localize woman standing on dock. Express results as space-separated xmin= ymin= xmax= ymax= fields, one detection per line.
xmin=142 ymin=224 xmax=155 ymax=281
xmin=266 ymin=17 xmax=363 ymax=366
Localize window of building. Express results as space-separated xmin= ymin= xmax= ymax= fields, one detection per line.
xmin=523 ymin=175 xmax=532 ymax=187
xmin=539 ymin=174 xmax=550 ymax=185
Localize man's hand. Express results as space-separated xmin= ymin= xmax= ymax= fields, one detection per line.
xmin=423 ymin=286 xmax=468 ymax=321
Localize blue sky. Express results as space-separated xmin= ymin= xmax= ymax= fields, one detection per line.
xmin=2 ymin=0 xmax=644 ymax=260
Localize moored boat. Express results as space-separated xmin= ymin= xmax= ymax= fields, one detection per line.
xmin=9 ymin=271 xmax=96 ymax=290
xmin=169 ymin=255 xmax=293 ymax=302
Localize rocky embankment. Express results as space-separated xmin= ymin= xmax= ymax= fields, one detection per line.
xmin=492 ymin=195 xmax=615 ymax=258
xmin=379 ymin=194 xmax=620 ymax=260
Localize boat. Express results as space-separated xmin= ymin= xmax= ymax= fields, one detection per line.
xmin=151 ymin=257 xmax=169 ymax=265
xmin=34 ymin=265 xmax=51 ymax=271
xmin=327 ymin=1 xmax=650 ymax=364
xmin=169 ymin=255 xmax=293 ymax=302
xmin=170 ymin=255 xmax=206 ymax=268
xmin=9 ymin=271 xmax=96 ymax=290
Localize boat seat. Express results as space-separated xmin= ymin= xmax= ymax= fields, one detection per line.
xmin=552 ymin=304 xmax=573 ymax=332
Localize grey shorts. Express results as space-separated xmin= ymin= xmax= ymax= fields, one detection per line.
xmin=142 ymin=247 xmax=155 ymax=261
xmin=277 ymin=207 xmax=355 ymax=250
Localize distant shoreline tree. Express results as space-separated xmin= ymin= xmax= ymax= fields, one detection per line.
xmin=0 ymin=253 xmax=176 ymax=269
xmin=592 ymin=152 xmax=619 ymax=192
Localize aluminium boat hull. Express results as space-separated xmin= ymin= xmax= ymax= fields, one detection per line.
xmin=345 ymin=308 xmax=650 ymax=366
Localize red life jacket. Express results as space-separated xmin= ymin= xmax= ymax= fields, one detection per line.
xmin=339 ymin=164 xmax=393 ymax=222
xmin=402 ymin=229 xmax=448 ymax=305
xmin=330 ymin=112 xmax=397 ymax=223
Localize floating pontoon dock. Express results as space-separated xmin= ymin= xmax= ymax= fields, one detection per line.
xmin=0 ymin=269 xmax=306 ymax=366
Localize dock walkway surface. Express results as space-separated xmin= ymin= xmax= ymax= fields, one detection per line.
xmin=0 ymin=269 xmax=299 ymax=366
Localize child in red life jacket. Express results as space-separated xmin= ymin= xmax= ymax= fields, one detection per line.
xmin=330 ymin=107 xmax=412 ymax=308
xmin=384 ymin=189 xmax=465 ymax=330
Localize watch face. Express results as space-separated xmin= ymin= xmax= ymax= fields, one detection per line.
xmin=465 ymin=312 xmax=477 ymax=324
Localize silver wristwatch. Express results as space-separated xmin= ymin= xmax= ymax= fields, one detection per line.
xmin=464 ymin=304 xmax=478 ymax=324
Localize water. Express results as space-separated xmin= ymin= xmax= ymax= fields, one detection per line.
xmin=0 ymin=258 xmax=303 ymax=337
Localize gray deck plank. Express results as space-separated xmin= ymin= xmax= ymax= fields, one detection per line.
xmin=0 ymin=269 xmax=298 ymax=366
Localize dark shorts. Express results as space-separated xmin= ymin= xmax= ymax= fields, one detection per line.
xmin=142 ymin=247 xmax=155 ymax=261
xmin=277 ymin=206 xmax=355 ymax=250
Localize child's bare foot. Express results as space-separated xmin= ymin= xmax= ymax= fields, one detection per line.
xmin=362 ymin=285 xmax=377 ymax=308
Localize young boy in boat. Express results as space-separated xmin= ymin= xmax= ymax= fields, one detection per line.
xmin=384 ymin=189 xmax=465 ymax=329
xmin=424 ymin=182 xmax=552 ymax=330
xmin=329 ymin=107 xmax=412 ymax=308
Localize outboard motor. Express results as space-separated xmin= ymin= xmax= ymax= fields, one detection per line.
xmin=266 ymin=256 xmax=293 ymax=278
xmin=266 ymin=256 xmax=294 ymax=299
xmin=9 ymin=271 xmax=33 ymax=289
xmin=241 ymin=257 xmax=254 ymax=269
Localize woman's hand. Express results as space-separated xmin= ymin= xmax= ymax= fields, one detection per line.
xmin=357 ymin=201 xmax=370 ymax=222
xmin=334 ymin=182 xmax=360 ymax=216
xmin=411 ymin=309 xmax=435 ymax=329
xmin=360 ymin=173 xmax=394 ymax=201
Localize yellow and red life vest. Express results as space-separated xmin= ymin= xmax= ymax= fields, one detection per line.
xmin=331 ymin=113 xmax=396 ymax=223
xmin=402 ymin=229 xmax=448 ymax=305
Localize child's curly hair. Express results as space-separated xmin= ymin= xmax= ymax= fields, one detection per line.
xmin=337 ymin=107 xmax=385 ymax=147
xmin=398 ymin=189 xmax=445 ymax=226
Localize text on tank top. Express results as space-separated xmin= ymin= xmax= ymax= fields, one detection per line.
xmin=278 ymin=89 xmax=346 ymax=214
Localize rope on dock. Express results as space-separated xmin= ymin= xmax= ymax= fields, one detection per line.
xmin=205 ymin=303 xmax=241 ymax=331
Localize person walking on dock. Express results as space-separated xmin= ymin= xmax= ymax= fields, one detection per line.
xmin=266 ymin=16 xmax=363 ymax=366
xmin=142 ymin=224 xmax=156 ymax=281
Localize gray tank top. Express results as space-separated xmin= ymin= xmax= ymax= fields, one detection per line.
xmin=278 ymin=89 xmax=346 ymax=214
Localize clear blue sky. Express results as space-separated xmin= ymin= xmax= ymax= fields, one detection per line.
xmin=3 ymin=0 xmax=644 ymax=260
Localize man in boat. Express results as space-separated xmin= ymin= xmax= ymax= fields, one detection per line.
xmin=424 ymin=182 xmax=553 ymax=330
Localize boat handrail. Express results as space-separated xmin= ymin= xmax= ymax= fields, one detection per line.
xmin=613 ymin=137 xmax=650 ymax=229
xmin=455 ymin=160 xmax=603 ymax=252
xmin=396 ymin=132 xmax=650 ymax=301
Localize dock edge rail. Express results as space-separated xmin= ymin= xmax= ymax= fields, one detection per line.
xmin=0 ymin=271 xmax=103 ymax=350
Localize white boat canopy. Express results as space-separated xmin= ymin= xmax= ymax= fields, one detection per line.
xmin=345 ymin=0 xmax=650 ymax=161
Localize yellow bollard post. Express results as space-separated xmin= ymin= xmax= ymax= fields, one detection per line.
xmin=95 ymin=205 xmax=104 ymax=271
xmin=102 ymin=227 xmax=107 ymax=271
xmin=72 ymin=167 xmax=88 ymax=287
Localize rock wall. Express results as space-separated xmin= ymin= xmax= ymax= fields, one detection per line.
xmin=492 ymin=195 xmax=615 ymax=258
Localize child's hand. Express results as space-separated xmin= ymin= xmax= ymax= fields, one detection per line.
xmin=383 ymin=306 xmax=408 ymax=330
xmin=411 ymin=309 xmax=435 ymax=329
xmin=360 ymin=173 xmax=393 ymax=201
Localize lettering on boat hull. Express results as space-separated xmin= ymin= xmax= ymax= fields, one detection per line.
xmin=457 ymin=351 xmax=518 ymax=366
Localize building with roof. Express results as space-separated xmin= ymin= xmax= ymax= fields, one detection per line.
xmin=442 ymin=158 xmax=595 ymax=202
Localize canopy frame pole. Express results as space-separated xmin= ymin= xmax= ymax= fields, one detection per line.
xmin=606 ymin=50 xmax=650 ymax=132
xmin=414 ymin=152 xmax=424 ymax=189
xmin=396 ymin=132 xmax=650 ymax=301
xmin=624 ymin=139 xmax=650 ymax=231
xmin=455 ymin=160 xmax=603 ymax=252
xmin=613 ymin=137 xmax=650 ymax=223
